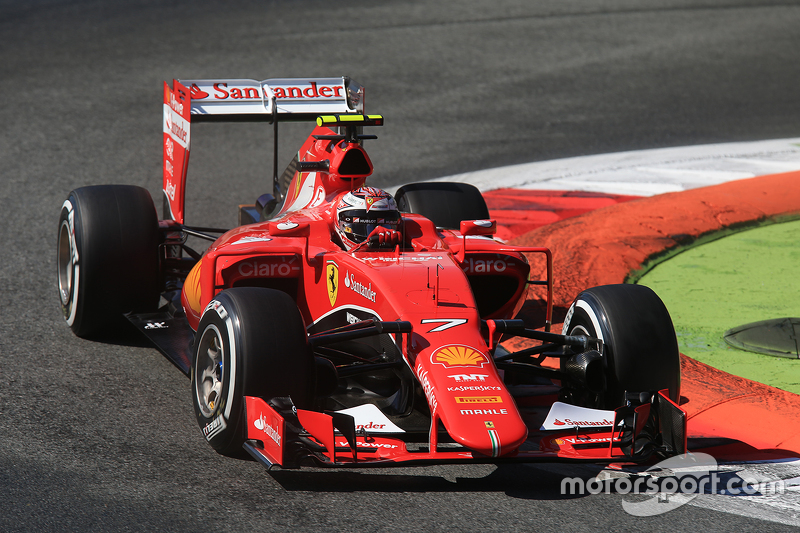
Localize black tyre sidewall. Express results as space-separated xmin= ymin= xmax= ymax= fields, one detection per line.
xmin=191 ymin=288 xmax=314 ymax=456
xmin=563 ymin=284 xmax=680 ymax=408
xmin=58 ymin=185 xmax=159 ymax=336
xmin=191 ymin=295 xmax=241 ymax=454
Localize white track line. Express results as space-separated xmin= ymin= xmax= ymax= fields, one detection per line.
xmin=613 ymin=459 xmax=800 ymax=526
xmin=531 ymin=458 xmax=800 ymax=526
xmin=419 ymin=138 xmax=800 ymax=196
xmin=436 ymin=138 xmax=800 ymax=525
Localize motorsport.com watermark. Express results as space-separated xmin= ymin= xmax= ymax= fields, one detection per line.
xmin=560 ymin=452 xmax=788 ymax=517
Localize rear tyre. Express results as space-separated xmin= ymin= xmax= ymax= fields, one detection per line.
xmin=191 ymin=288 xmax=314 ymax=456
xmin=561 ymin=284 xmax=680 ymax=409
xmin=57 ymin=185 xmax=159 ymax=337
xmin=395 ymin=182 xmax=490 ymax=229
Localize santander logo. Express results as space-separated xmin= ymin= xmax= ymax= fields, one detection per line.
xmin=553 ymin=417 xmax=614 ymax=427
xmin=541 ymin=402 xmax=617 ymax=431
xmin=190 ymin=84 xmax=209 ymax=99
xmin=272 ymin=81 xmax=344 ymax=99
xmin=553 ymin=418 xmax=614 ymax=427
xmin=254 ymin=414 xmax=281 ymax=446
xmin=189 ymin=81 xmax=345 ymax=101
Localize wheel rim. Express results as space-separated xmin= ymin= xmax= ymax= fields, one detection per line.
xmin=57 ymin=220 xmax=74 ymax=306
xmin=195 ymin=324 xmax=225 ymax=418
xmin=569 ymin=324 xmax=591 ymax=337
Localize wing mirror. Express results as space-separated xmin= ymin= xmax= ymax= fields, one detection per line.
xmin=456 ymin=220 xmax=497 ymax=263
xmin=459 ymin=219 xmax=497 ymax=236
xmin=268 ymin=221 xmax=311 ymax=237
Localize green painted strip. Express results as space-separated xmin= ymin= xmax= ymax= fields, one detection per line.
xmin=626 ymin=212 xmax=800 ymax=285
xmin=637 ymin=219 xmax=800 ymax=394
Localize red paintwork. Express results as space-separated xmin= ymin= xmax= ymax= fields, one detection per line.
xmin=181 ymin=119 xmax=555 ymax=458
xmin=245 ymin=396 xmax=284 ymax=465
xmin=245 ymin=395 xmax=630 ymax=465
xmin=162 ymin=80 xmax=191 ymax=224
xmin=174 ymin=98 xmax=684 ymax=464
xmin=507 ymin=172 xmax=800 ymax=459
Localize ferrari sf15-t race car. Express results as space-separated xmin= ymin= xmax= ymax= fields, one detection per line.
xmin=57 ymin=77 xmax=685 ymax=469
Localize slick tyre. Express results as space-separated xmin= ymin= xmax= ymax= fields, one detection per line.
xmin=562 ymin=284 xmax=680 ymax=408
xmin=57 ymin=185 xmax=159 ymax=337
xmin=191 ymin=288 xmax=314 ymax=456
xmin=395 ymin=182 xmax=490 ymax=229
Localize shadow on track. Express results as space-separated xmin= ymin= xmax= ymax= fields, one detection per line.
xmin=268 ymin=462 xmax=604 ymax=500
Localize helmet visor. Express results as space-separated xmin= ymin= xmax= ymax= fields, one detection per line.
xmin=338 ymin=210 xmax=401 ymax=243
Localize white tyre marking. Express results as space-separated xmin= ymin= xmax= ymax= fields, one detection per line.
xmin=574 ymin=299 xmax=604 ymax=343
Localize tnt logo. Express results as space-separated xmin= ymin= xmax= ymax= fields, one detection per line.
xmin=448 ymin=374 xmax=488 ymax=383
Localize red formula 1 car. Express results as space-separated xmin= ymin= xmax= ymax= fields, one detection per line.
xmin=57 ymin=77 xmax=685 ymax=469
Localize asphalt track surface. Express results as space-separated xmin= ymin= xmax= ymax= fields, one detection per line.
xmin=3 ymin=1 xmax=800 ymax=531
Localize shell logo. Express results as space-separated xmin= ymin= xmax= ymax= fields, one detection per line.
xmin=431 ymin=345 xmax=488 ymax=368
xmin=184 ymin=260 xmax=203 ymax=314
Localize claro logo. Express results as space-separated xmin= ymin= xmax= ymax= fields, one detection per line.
xmin=236 ymin=256 xmax=300 ymax=278
xmin=223 ymin=256 xmax=300 ymax=286
xmin=461 ymin=256 xmax=510 ymax=274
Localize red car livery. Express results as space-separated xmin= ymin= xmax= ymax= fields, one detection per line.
xmin=57 ymin=77 xmax=685 ymax=470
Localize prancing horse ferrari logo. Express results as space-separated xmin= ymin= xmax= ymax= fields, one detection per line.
xmin=326 ymin=260 xmax=339 ymax=306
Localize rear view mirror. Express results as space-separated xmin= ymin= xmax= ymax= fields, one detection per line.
xmin=459 ymin=219 xmax=497 ymax=236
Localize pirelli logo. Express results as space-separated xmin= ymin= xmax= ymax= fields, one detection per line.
xmin=455 ymin=396 xmax=502 ymax=404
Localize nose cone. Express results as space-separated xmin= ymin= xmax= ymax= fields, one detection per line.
xmin=417 ymin=343 xmax=528 ymax=457
xmin=444 ymin=403 xmax=528 ymax=457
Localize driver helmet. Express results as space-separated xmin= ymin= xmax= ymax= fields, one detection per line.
xmin=335 ymin=186 xmax=401 ymax=249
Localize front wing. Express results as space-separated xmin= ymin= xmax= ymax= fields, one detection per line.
xmin=242 ymin=390 xmax=686 ymax=469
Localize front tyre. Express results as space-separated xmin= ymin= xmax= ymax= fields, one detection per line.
xmin=57 ymin=185 xmax=159 ymax=337
xmin=191 ymin=288 xmax=314 ymax=456
xmin=562 ymin=284 xmax=680 ymax=409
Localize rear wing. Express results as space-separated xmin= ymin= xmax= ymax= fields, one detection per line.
xmin=162 ymin=77 xmax=364 ymax=223
xmin=183 ymin=77 xmax=363 ymax=121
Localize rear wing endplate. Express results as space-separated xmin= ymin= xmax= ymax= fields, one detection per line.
xmin=162 ymin=77 xmax=364 ymax=223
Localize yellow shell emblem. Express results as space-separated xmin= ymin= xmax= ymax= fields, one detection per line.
xmin=431 ymin=345 xmax=487 ymax=368
xmin=185 ymin=260 xmax=203 ymax=314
